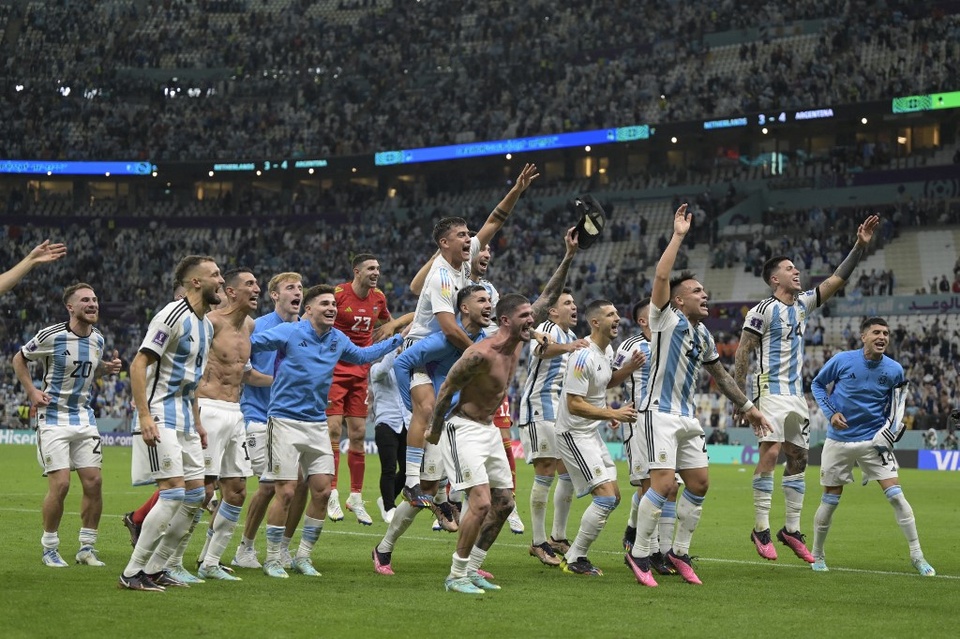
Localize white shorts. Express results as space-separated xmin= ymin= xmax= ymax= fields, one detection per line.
xmin=245 ymin=420 xmax=268 ymax=478
xmin=819 ymin=439 xmax=899 ymax=486
xmin=131 ymin=429 xmax=205 ymax=485
xmin=519 ymin=420 xmax=558 ymax=463
xmin=441 ymin=414 xmax=512 ymax=492
xmin=36 ymin=424 xmax=102 ymax=474
xmin=199 ymin=398 xmax=252 ymax=479
xmin=648 ymin=412 xmax=709 ymax=472
xmin=410 ymin=371 xmax=432 ymax=389
xmin=421 ymin=441 xmax=445 ymax=482
xmin=757 ymin=394 xmax=810 ymax=449
xmin=263 ymin=416 xmax=333 ymax=482
xmin=624 ymin=415 xmax=652 ymax=484
xmin=557 ymin=429 xmax=617 ymax=497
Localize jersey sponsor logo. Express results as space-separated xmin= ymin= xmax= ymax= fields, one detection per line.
xmin=151 ymin=330 xmax=169 ymax=347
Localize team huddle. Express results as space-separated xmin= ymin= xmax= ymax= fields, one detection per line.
xmin=11 ymin=165 xmax=935 ymax=594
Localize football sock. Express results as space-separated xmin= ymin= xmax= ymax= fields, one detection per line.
xmin=123 ymin=487 xmax=183 ymax=577
xmin=348 ymin=449 xmax=365 ymax=494
xmin=404 ymin=447 xmax=424 ymax=488
xmin=530 ymin=475 xmax=554 ymax=546
xmin=153 ymin=486 xmax=204 ymax=573
xmin=449 ymin=551 xmax=469 ymax=579
xmin=885 ymin=485 xmax=923 ymax=560
xmin=377 ymin=501 xmax=419 ymax=553
xmin=78 ymin=527 xmax=97 ymax=548
xmin=41 ymin=530 xmax=59 ymax=551
xmin=631 ymin=490 xmax=665 ymax=559
xmin=782 ymin=472 xmax=805 ymax=533
xmin=434 ymin=479 xmax=449 ymax=505
xmin=752 ymin=472 xmax=774 ymax=531
xmin=297 ymin=516 xmax=323 ymax=559
xmin=658 ymin=499 xmax=677 ymax=553
xmin=202 ymin=500 xmax=242 ymax=567
xmin=567 ymin=495 xmax=618 ymax=560
xmin=672 ymin=490 xmax=705 ymax=557
xmin=265 ymin=525 xmax=284 ymax=563
xmin=628 ymin=491 xmax=641 ymax=529
xmin=551 ymin=473 xmax=573 ymax=541
xmin=812 ymin=493 xmax=840 ymax=559
xmin=467 ymin=546 xmax=488 ymax=576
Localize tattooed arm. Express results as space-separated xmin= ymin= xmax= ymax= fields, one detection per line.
xmin=530 ymin=227 xmax=579 ymax=325
xmin=733 ymin=330 xmax=760 ymax=393
xmin=817 ymin=214 xmax=879 ymax=302
xmin=706 ymin=360 xmax=772 ymax=437
xmin=474 ymin=164 xmax=539 ymax=248
xmin=426 ymin=348 xmax=490 ymax=444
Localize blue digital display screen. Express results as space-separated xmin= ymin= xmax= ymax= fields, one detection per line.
xmin=0 ymin=160 xmax=155 ymax=176
xmin=375 ymin=125 xmax=651 ymax=166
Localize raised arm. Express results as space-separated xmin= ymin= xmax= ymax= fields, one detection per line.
xmin=651 ymin=204 xmax=689 ymax=309
xmin=474 ymin=164 xmax=539 ymax=248
xmin=426 ymin=348 xmax=489 ymax=444
xmin=817 ymin=214 xmax=879 ymax=303
xmin=530 ymin=227 xmax=579 ymax=325
xmin=0 ymin=240 xmax=67 ymax=295
xmin=409 ymin=251 xmax=439 ymax=296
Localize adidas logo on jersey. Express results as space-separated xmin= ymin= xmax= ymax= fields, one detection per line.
xmin=298 ymin=340 xmax=308 ymax=347
xmin=186 ymin=336 xmax=195 ymax=342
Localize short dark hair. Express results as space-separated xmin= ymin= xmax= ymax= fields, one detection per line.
xmin=860 ymin=316 xmax=888 ymax=332
xmin=585 ymin=298 xmax=614 ymax=321
xmin=223 ymin=267 xmax=255 ymax=289
xmin=669 ymin=270 xmax=698 ymax=299
xmin=174 ymin=255 xmax=217 ymax=285
xmin=432 ymin=217 xmax=468 ymax=246
xmin=762 ymin=256 xmax=790 ymax=286
xmin=457 ymin=284 xmax=487 ymax=312
xmin=496 ymin=293 xmax=530 ymax=321
xmin=550 ymin=287 xmax=574 ymax=309
xmin=63 ymin=282 xmax=95 ymax=305
xmin=631 ymin=297 xmax=651 ymax=322
xmin=352 ymin=253 xmax=377 ymax=268
xmin=303 ymin=284 xmax=336 ymax=306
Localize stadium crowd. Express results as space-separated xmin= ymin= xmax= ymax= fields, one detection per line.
xmin=1 ymin=0 xmax=956 ymax=161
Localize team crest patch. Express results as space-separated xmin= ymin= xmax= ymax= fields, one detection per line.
xmin=593 ymin=466 xmax=602 ymax=477
xmin=45 ymin=455 xmax=52 ymax=464
xmin=540 ymin=442 xmax=547 ymax=451
xmin=879 ymin=373 xmax=888 ymax=386
xmin=657 ymin=450 xmax=668 ymax=463
xmin=247 ymin=436 xmax=257 ymax=449
xmin=161 ymin=456 xmax=173 ymax=471
xmin=273 ymin=463 xmax=281 ymax=475
xmin=463 ymin=468 xmax=472 ymax=481
xmin=204 ymin=458 xmax=212 ymax=468
xmin=427 ymin=463 xmax=436 ymax=475
xmin=151 ymin=330 xmax=169 ymax=347
xmin=330 ymin=339 xmax=338 ymax=351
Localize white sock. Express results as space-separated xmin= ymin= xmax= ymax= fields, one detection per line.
xmin=449 ymin=551 xmax=469 ymax=579
xmin=530 ymin=475 xmax=553 ymax=545
xmin=377 ymin=501 xmax=419 ymax=553
xmin=658 ymin=500 xmax=676 ymax=554
xmin=202 ymin=501 xmax=242 ymax=568
xmin=147 ymin=501 xmax=201 ymax=574
xmin=467 ymin=546 xmax=487 ymax=575
xmin=297 ymin=516 xmax=323 ymax=559
xmin=41 ymin=531 xmax=59 ymax=551
xmin=812 ymin=493 xmax=840 ymax=559
xmin=885 ymin=486 xmax=923 ymax=560
xmin=631 ymin=490 xmax=664 ymax=559
xmin=752 ymin=472 xmax=774 ymax=531
xmin=123 ymin=488 xmax=182 ymax=577
xmin=551 ymin=474 xmax=573 ymax=541
xmin=672 ymin=491 xmax=705 ymax=557
xmin=78 ymin=527 xmax=97 ymax=548
xmin=782 ymin=472 xmax=806 ymax=533
xmin=566 ymin=496 xmax=617 ymax=560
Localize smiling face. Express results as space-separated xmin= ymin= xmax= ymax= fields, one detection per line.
xmin=673 ymin=278 xmax=710 ymax=322
xmin=304 ymin=292 xmax=338 ymax=330
xmin=195 ymin=260 xmax=225 ymax=306
xmin=461 ymin=289 xmax=493 ymax=329
xmin=272 ymin=277 xmax=303 ymax=319
xmin=861 ymin=321 xmax=889 ymax=360
xmin=67 ymin=287 xmax=99 ymax=326
xmin=354 ymin=259 xmax=380 ymax=290
xmin=501 ymin=302 xmax=535 ymax=342
xmin=591 ymin=304 xmax=621 ymax=341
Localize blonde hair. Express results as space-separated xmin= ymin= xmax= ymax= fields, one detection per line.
xmin=268 ymin=272 xmax=303 ymax=294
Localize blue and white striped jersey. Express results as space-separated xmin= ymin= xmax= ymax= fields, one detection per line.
xmin=742 ymin=290 xmax=820 ymax=398
xmin=21 ymin=322 xmax=105 ymax=428
xmin=519 ymin=320 xmax=579 ymax=424
xmin=641 ymin=303 xmax=719 ymax=417
xmin=616 ymin=333 xmax=651 ymax=407
xmin=138 ymin=299 xmax=213 ymax=433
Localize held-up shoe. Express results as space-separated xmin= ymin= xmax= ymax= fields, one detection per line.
xmin=345 ymin=493 xmax=374 ymax=526
xmin=507 ymin=507 xmax=525 ymax=535
xmin=402 ymin=484 xmax=434 ymax=509
xmin=548 ymin=536 xmax=571 ymax=555
xmin=326 ymin=489 xmax=344 ymax=522
xmin=372 ymin=547 xmax=394 ymax=576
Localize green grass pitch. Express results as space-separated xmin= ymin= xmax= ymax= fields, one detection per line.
xmin=1 ymin=444 xmax=957 ymax=639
